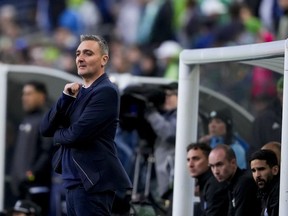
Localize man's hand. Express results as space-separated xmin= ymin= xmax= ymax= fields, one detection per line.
xmin=64 ymin=82 xmax=82 ymax=97
xmin=26 ymin=170 xmax=35 ymax=182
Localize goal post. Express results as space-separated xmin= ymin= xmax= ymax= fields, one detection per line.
xmin=173 ymin=39 xmax=287 ymax=216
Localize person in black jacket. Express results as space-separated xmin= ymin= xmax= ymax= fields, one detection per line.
xmin=251 ymin=77 xmax=283 ymax=155
xmin=250 ymin=149 xmax=280 ymax=216
xmin=10 ymin=81 xmax=53 ymax=216
xmin=186 ymin=142 xmax=228 ymax=216
xmin=40 ymin=35 xmax=132 ymax=216
xmin=208 ymin=144 xmax=261 ymax=216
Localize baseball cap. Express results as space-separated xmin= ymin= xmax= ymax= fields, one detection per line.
xmin=200 ymin=0 xmax=227 ymax=16
xmin=154 ymin=41 xmax=182 ymax=59
xmin=12 ymin=200 xmax=41 ymax=216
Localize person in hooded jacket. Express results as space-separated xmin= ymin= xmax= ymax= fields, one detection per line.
xmin=199 ymin=109 xmax=248 ymax=169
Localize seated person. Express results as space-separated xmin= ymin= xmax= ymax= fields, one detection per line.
xmin=199 ymin=109 xmax=248 ymax=169
xmin=186 ymin=142 xmax=228 ymax=216
xmin=261 ymin=141 xmax=281 ymax=165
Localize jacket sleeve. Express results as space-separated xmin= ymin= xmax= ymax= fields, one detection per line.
xmin=40 ymin=93 xmax=75 ymax=137
xmin=53 ymin=86 xmax=118 ymax=146
xmin=268 ymin=184 xmax=279 ymax=216
xmin=31 ymin=136 xmax=53 ymax=176
xmin=204 ymin=178 xmax=229 ymax=216
xmin=234 ymin=176 xmax=261 ymax=216
xmin=146 ymin=110 xmax=176 ymax=144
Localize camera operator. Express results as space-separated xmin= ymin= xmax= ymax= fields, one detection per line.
xmin=144 ymin=82 xmax=178 ymax=215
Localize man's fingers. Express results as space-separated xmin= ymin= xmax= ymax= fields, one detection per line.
xmin=65 ymin=83 xmax=82 ymax=96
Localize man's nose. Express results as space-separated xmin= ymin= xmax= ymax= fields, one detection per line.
xmin=255 ymin=170 xmax=261 ymax=178
xmin=188 ymin=161 xmax=194 ymax=167
xmin=214 ymin=167 xmax=220 ymax=174
xmin=77 ymin=53 xmax=84 ymax=60
xmin=77 ymin=56 xmax=84 ymax=62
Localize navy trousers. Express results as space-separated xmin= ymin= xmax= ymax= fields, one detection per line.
xmin=66 ymin=185 xmax=115 ymax=216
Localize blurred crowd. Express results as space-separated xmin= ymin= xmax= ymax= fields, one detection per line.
xmin=0 ymin=0 xmax=287 ymax=215
xmin=0 ymin=0 xmax=286 ymax=114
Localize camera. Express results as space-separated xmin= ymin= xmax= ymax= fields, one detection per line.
xmin=119 ymin=84 xmax=166 ymax=146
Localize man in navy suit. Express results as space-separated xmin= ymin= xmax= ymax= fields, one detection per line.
xmin=40 ymin=35 xmax=132 ymax=216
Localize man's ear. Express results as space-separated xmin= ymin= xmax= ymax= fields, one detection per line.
xmin=272 ymin=165 xmax=279 ymax=176
xmin=101 ymin=55 xmax=109 ymax=67
xmin=231 ymin=158 xmax=237 ymax=167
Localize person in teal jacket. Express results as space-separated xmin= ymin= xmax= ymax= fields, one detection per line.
xmin=199 ymin=109 xmax=248 ymax=169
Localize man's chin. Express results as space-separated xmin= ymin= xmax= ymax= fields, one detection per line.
xmin=78 ymin=70 xmax=85 ymax=76
xmin=78 ymin=71 xmax=93 ymax=78
xmin=190 ymin=172 xmax=198 ymax=178
xmin=216 ymin=177 xmax=224 ymax=182
xmin=257 ymin=182 xmax=265 ymax=189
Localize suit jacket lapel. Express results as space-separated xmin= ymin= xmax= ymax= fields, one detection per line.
xmin=67 ymin=73 xmax=109 ymax=115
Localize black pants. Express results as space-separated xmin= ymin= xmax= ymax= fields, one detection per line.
xmin=66 ymin=186 xmax=115 ymax=216
xmin=29 ymin=192 xmax=50 ymax=216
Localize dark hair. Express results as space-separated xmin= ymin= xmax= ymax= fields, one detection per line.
xmin=186 ymin=142 xmax=211 ymax=158
xmin=24 ymin=80 xmax=47 ymax=97
xmin=162 ymin=82 xmax=178 ymax=96
xmin=249 ymin=149 xmax=278 ymax=168
xmin=80 ymin=34 xmax=109 ymax=55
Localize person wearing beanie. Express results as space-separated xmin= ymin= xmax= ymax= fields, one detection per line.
xmin=199 ymin=108 xmax=248 ymax=169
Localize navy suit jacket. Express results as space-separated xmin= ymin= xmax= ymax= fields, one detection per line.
xmin=40 ymin=73 xmax=132 ymax=192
